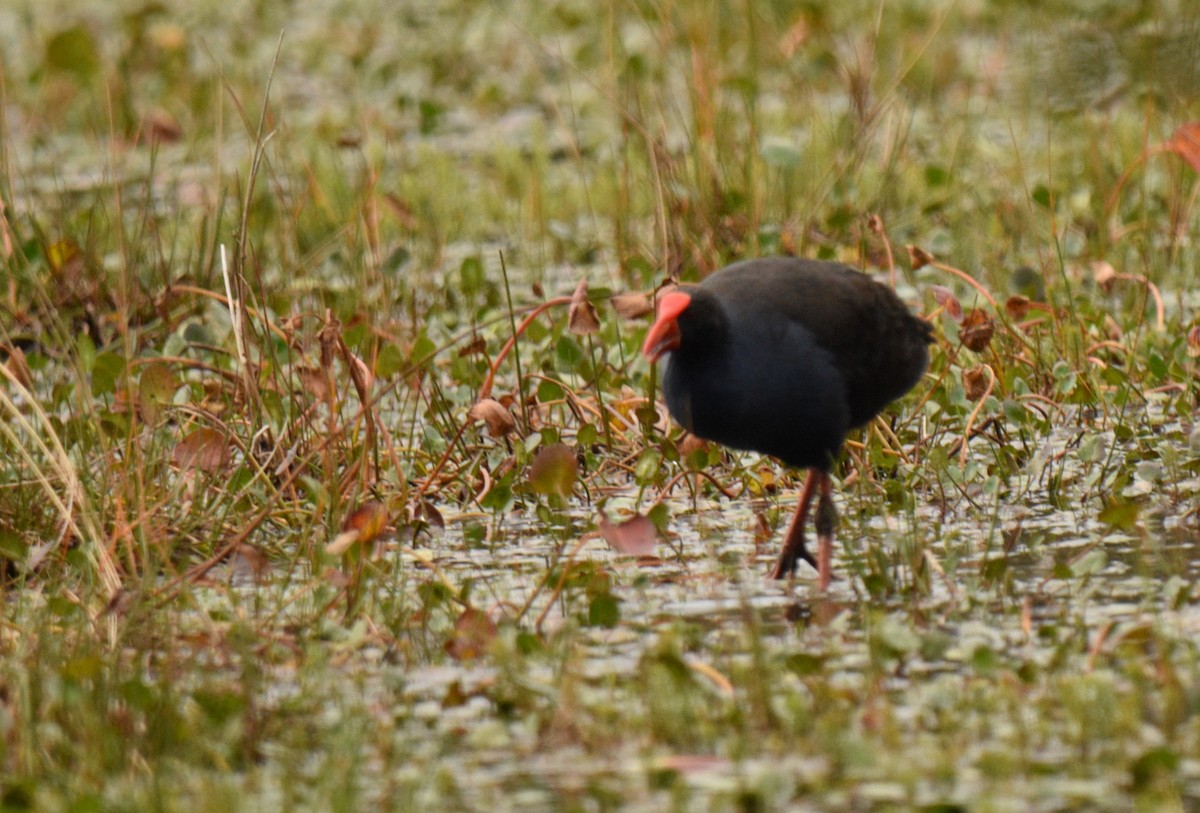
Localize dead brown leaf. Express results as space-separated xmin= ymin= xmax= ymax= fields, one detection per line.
xmin=610 ymin=291 xmax=653 ymax=320
xmin=567 ymin=279 xmax=600 ymax=335
xmin=445 ymin=607 xmax=497 ymax=661
xmin=1004 ymin=295 xmax=1031 ymax=321
xmin=3 ymin=345 xmax=32 ymax=390
xmin=417 ymin=499 xmax=445 ymax=530
xmin=597 ymin=511 xmax=659 ymax=556
xmin=232 ymin=543 xmax=270 ymax=581
xmin=297 ymin=365 xmax=330 ymax=400
xmin=325 ymin=500 xmax=390 ymax=555
xmin=457 ymin=336 xmax=487 ymax=357
xmin=907 ymin=244 xmax=935 ymax=270
xmin=142 ymin=110 xmax=183 ymax=144
xmin=930 ymin=285 xmax=963 ymax=323
xmin=678 ymin=432 xmax=708 ymax=459
xmin=962 ymin=366 xmax=990 ymax=401
xmin=1163 ymin=122 xmax=1200 ymax=174
xmin=960 ymin=308 xmax=995 ymax=352
xmin=173 ymin=427 xmax=231 ymax=474
xmin=468 ymin=398 xmax=516 ymax=437
xmin=1092 ymin=261 xmax=1116 ymax=292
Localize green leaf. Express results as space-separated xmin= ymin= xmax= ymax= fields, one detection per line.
xmin=1130 ymin=746 xmax=1179 ymax=791
xmin=537 ymin=378 xmax=563 ymax=403
xmin=45 ymin=25 xmax=101 ymax=79
xmin=375 ymin=343 xmax=405 ymax=378
xmin=587 ymin=593 xmax=620 ymax=628
xmin=528 ymin=443 xmax=578 ymax=496
xmin=784 ymin=652 xmax=825 ymax=676
xmin=91 ymin=352 xmax=126 ymax=397
xmin=0 ymin=530 xmax=26 ymax=560
xmin=459 ymin=255 xmax=485 ymax=294
xmin=138 ymin=362 xmax=178 ymax=422
xmin=192 ymin=688 xmax=247 ymax=724
xmin=924 ymin=164 xmax=949 ymax=187
xmin=1098 ymin=499 xmax=1139 ymax=532
xmin=633 ymin=449 xmax=662 ymax=484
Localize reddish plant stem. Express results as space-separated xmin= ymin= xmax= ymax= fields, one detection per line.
xmin=478 ymin=296 xmax=572 ymax=400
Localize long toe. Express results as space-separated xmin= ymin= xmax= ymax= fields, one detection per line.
xmin=770 ymin=544 xmax=818 ymax=579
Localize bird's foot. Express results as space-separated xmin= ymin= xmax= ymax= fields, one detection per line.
xmin=772 ymin=546 xmax=820 ymax=580
xmin=770 ymin=469 xmax=823 ymax=580
xmin=769 ymin=540 xmax=818 ymax=580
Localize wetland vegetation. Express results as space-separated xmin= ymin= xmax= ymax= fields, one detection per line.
xmin=2 ymin=0 xmax=1200 ymax=810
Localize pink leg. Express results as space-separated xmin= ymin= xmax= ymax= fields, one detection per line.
xmin=814 ymin=472 xmax=837 ymax=591
xmin=770 ymin=469 xmax=820 ymax=579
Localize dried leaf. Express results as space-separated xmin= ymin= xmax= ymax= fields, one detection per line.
xmin=297 ymin=365 xmax=330 ymax=400
xmin=344 ymin=500 xmax=389 ymax=540
xmin=1187 ymin=326 xmax=1200 ymax=358
xmin=1104 ymin=315 xmax=1123 ymax=341
xmin=457 ymin=336 xmax=487 ymax=357
xmin=866 ymin=213 xmax=884 ymax=235
xmin=418 ymin=499 xmax=445 ymax=530
xmin=1092 ymin=261 xmax=1117 ymax=293
xmin=344 ymin=347 xmax=374 ymax=392
xmin=1004 ymin=295 xmax=1031 ymax=321
xmin=597 ymin=511 xmax=659 ymax=556
xmin=528 ymin=443 xmax=578 ymax=496
xmin=323 ymin=567 xmax=351 ymax=589
xmin=325 ymin=500 xmax=389 ymax=555
xmin=610 ymin=291 xmax=653 ymax=320
xmin=3 ymin=345 xmax=33 ymax=390
xmin=962 ymin=366 xmax=990 ymax=401
xmin=326 ymin=532 xmax=359 ymax=558
xmin=960 ymin=308 xmax=995 ymax=352
xmin=172 ymin=427 xmax=231 ymax=474
xmin=142 ymin=110 xmax=182 ymax=144
xmin=232 ymin=543 xmax=269 ymax=581
xmin=567 ymin=278 xmax=600 ymax=335
xmin=445 ymin=607 xmax=497 ymax=661
xmin=931 ymin=285 xmax=963 ymax=323
xmin=678 ymin=432 xmax=708 ymax=459
xmin=1163 ymin=122 xmax=1200 ymax=174
xmin=468 ymin=398 xmax=516 ymax=437
xmin=907 ymin=244 xmax=935 ymax=270
xmin=755 ymin=465 xmax=778 ymax=492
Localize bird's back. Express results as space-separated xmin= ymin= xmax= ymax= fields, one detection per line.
xmin=699 ymin=258 xmax=931 ymax=429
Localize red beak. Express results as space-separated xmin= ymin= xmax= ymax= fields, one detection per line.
xmin=641 ymin=290 xmax=692 ymax=363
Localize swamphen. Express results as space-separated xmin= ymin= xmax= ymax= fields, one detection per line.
xmin=641 ymin=257 xmax=932 ymax=589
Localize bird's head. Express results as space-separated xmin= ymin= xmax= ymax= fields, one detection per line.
xmin=641 ymin=289 xmax=692 ymax=363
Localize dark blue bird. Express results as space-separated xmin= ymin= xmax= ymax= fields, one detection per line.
xmin=642 ymin=257 xmax=932 ymax=589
